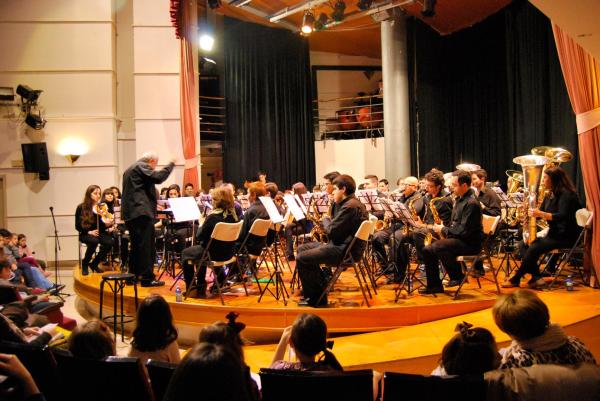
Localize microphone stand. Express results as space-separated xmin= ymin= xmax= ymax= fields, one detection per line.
xmin=49 ymin=206 xmax=70 ymax=301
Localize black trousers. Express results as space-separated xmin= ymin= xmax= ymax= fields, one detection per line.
xmin=125 ymin=216 xmax=156 ymax=282
xmin=372 ymin=226 xmax=405 ymax=265
xmin=296 ymin=242 xmax=344 ymax=306
xmin=80 ymin=232 xmax=113 ymax=272
xmin=423 ymin=238 xmax=480 ymax=289
xmin=395 ymin=228 xmax=428 ymax=273
xmin=284 ymin=221 xmax=310 ymax=257
xmin=511 ymin=236 xmax=572 ymax=283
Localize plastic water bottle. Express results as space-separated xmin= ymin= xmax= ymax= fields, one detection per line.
xmin=565 ymin=275 xmax=574 ymax=292
xmin=175 ymin=285 xmax=183 ymax=302
xmin=408 ymin=276 xmax=413 ymax=293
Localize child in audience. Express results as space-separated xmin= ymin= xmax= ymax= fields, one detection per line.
xmin=270 ymin=313 xmax=343 ymax=372
xmin=431 ymin=322 xmax=501 ymax=376
xmin=17 ymin=234 xmax=48 ymax=272
xmin=493 ymin=289 xmax=596 ymax=368
xmin=128 ymin=294 xmax=180 ymax=363
xmin=68 ymin=320 xmax=115 ymax=360
xmin=163 ymin=343 xmax=251 ymax=401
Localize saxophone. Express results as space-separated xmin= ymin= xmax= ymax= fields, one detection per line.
xmin=307 ymin=195 xmax=328 ymax=242
xmin=424 ymin=196 xmax=446 ymax=246
xmin=403 ymin=195 xmax=421 ymax=235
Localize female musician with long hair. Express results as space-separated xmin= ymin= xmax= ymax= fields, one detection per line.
xmin=75 ymin=185 xmax=114 ymax=275
xmin=102 ymin=188 xmax=129 ymax=270
xmin=503 ymin=167 xmax=581 ymax=289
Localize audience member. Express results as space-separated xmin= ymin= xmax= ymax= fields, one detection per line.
xmin=68 ymin=320 xmax=115 ymax=360
xmin=0 ymin=312 xmax=56 ymax=347
xmin=493 ymin=290 xmax=596 ymax=368
xmin=129 ymin=294 xmax=180 ymax=363
xmin=432 ymin=322 xmax=501 ymax=376
xmin=17 ymin=234 xmax=47 ymax=272
xmin=0 ymin=353 xmax=46 ymax=401
xmin=163 ymin=343 xmax=251 ymax=401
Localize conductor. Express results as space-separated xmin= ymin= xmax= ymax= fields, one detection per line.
xmin=122 ymin=151 xmax=175 ymax=287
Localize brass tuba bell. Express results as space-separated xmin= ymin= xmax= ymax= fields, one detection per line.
xmin=513 ymin=155 xmax=548 ymax=245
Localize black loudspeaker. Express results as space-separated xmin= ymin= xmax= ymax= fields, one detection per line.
xmin=21 ymin=142 xmax=50 ymax=180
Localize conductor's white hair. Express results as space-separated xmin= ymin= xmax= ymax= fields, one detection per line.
xmin=140 ymin=151 xmax=158 ymax=162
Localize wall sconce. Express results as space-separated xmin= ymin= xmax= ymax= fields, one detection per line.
xmin=57 ymin=137 xmax=88 ymax=164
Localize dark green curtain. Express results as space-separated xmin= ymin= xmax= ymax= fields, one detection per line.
xmin=223 ymin=18 xmax=315 ymax=190
xmin=407 ymin=0 xmax=582 ymax=195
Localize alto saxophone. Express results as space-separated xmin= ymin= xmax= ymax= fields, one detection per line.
xmin=307 ymin=195 xmax=328 ymax=242
xmin=403 ymin=195 xmax=421 ymax=235
xmin=424 ymin=196 xmax=446 ymax=246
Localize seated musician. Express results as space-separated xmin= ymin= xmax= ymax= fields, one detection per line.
xmin=503 ymin=167 xmax=581 ymax=289
xmin=184 ymin=182 xmax=197 ymax=197
xmin=371 ymin=176 xmax=423 ymax=282
xmin=102 ymin=188 xmax=129 ymax=270
xmin=364 ymin=174 xmax=379 ymax=189
xmin=284 ymin=182 xmax=313 ymax=261
xmin=396 ymin=169 xmax=452 ymax=280
xmin=322 ymin=171 xmax=340 ymax=216
xmin=419 ymin=170 xmax=483 ymax=294
xmin=471 ymin=169 xmax=501 ymax=275
xmin=296 ymin=174 xmax=368 ymax=307
xmin=378 ymin=178 xmax=390 ymax=196
xmin=75 ymin=185 xmax=114 ymax=275
xmin=238 ymin=181 xmax=270 ymax=256
xmin=221 ymin=182 xmax=244 ymax=220
xmin=181 ymin=187 xmax=239 ymax=297
xmin=160 ymin=184 xmax=192 ymax=253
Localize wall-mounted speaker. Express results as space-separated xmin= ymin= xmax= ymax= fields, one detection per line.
xmin=21 ymin=142 xmax=50 ymax=180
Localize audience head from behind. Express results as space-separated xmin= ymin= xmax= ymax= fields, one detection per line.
xmin=290 ymin=314 xmax=342 ymax=371
xmin=198 ymin=312 xmax=246 ymax=363
xmin=68 ymin=319 xmax=115 ymax=360
xmin=265 ymin=182 xmax=279 ymax=199
xmin=132 ymin=294 xmax=178 ymax=353
xmin=440 ymin=322 xmax=501 ymax=376
xmin=247 ymin=181 xmax=267 ymax=203
xmin=164 ymin=343 xmax=250 ymax=401
xmin=0 ymin=257 xmax=12 ymax=280
xmin=493 ymin=290 xmax=549 ymax=342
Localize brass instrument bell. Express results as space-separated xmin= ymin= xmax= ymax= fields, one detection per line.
xmin=455 ymin=163 xmax=481 ymax=172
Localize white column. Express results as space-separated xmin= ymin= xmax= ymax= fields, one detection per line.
xmin=381 ymin=14 xmax=411 ymax=188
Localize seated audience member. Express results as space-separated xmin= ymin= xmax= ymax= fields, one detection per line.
xmin=431 ymin=322 xmax=501 ymax=376
xmin=270 ymin=313 xmax=342 ymax=372
xmin=7 ymin=235 xmax=55 ymax=292
xmin=0 ymin=312 xmax=56 ymax=347
xmin=0 ymin=230 xmax=47 ymax=292
xmin=163 ymin=343 xmax=251 ymax=401
xmin=485 ymin=363 xmax=600 ymax=401
xmin=493 ymin=290 xmax=596 ymax=369
xmin=0 ymin=353 xmax=46 ymax=401
xmin=198 ymin=313 xmax=259 ymax=401
xmin=129 ymin=294 xmax=180 ymax=363
xmin=68 ymin=320 xmax=115 ymax=360
xmin=17 ymin=234 xmax=48 ymax=272
xmin=181 ymin=187 xmax=238 ymax=297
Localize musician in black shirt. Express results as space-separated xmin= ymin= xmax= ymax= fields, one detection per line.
xmin=296 ymin=175 xmax=368 ymax=307
xmin=471 ymin=169 xmax=501 ymax=217
xmin=420 ymin=170 xmax=483 ymax=294
xmin=503 ymin=167 xmax=581 ymax=289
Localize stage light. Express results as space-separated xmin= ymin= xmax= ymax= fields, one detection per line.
xmin=331 ymin=0 xmax=346 ymax=22
xmin=25 ymin=111 xmax=46 ymax=130
xmin=16 ymin=84 xmax=42 ymax=103
xmin=301 ymin=11 xmax=315 ymax=35
xmin=357 ymin=0 xmax=373 ymax=11
xmin=199 ymin=34 xmax=215 ymax=51
xmin=314 ymin=13 xmax=329 ymax=30
xmin=421 ymin=0 xmax=436 ymax=17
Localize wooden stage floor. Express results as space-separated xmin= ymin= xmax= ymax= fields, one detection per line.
xmin=75 ymin=260 xmax=503 ymax=343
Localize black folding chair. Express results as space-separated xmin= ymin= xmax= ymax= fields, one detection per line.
xmin=259 ymin=368 xmax=373 ymax=401
xmin=146 ymin=359 xmax=177 ymax=401
xmin=382 ymin=371 xmax=485 ymax=401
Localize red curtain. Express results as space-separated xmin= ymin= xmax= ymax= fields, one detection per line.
xmin=171 ymin=0 xmax=200 ymax=188
xmin=552 ymin=25 xmax=600 ymax=283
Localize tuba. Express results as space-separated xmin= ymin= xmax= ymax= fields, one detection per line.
xmin=513 ymin=155 xmax=548 ymax=245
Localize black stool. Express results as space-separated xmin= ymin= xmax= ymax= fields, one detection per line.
xmin=99 ymin=273 xmax=138 ymax=341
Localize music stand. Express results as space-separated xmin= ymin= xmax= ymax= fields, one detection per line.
xmin=161 ymin=197 xmax=200 ymax=285
xmin=257 ymin=196 xmax=289 ymax=305
xmin=283 ymin=194 xmax=308 ymax=291
xmin=494 ymin=188 xmax=520 ymax=276
xmin=391 ymin=202 xmax=424 ymax=301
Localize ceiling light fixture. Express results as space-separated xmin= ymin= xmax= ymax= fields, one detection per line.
xmin=301 ymin=10 xmax=315 ymax=35
xmin=199 ymin=33 xmax=215 ymax=51
xmin=314 ymin=13 xmax=329 ymax=30
xmin=421 ymin=0 xmax=436 ymax=17
xmin=357 ymin=0 xmax=373 ymax=11
xmin=331 ymin=0 xmax=346 ymax=22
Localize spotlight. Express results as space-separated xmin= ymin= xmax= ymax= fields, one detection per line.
xmin=421 ymin=0 xmax=436 ymax=17
xmin=331 ymin=0 xmax=346 ymax=22
xmin=25 ymin=111 xmax=46 ymax=130
xmin=207 ymin=0 xmax=221 ymax=9
xmin=16 ymin=84 xmax=42 ymax=103
xmin=314 ymin=13 xmax=329 ymax=30
xmin=301 ymin=11 xmax=315 ymax=35
xmin=199 ymin=34 xmax=215 ymax=51
xmin=357 ymin=0 xmax=373 ymax=11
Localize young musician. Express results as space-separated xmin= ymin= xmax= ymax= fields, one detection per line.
xmin=296 ymin=175 xmax=368 ymax=307
xmin=75 ymin=185 xmax=114 ymax=275
xmin=419 ymin=170 xmax=483 ymax=294
xmin=180 ymin=188 xmax=239 ymax=297
xmin=471 ymin=169 xmax=501 ymax=217
xmin=122 ymin=152 xmax=174 ymax=287
xmin=238 ymin=181 xmax=270 ymax=256
xmin=285 ymin=182 xmax=312 ymax=260
xmin=503 ymin=167 xmax=581 ymax=289
xmin=184 ymin=182 xmax=197 ymax=197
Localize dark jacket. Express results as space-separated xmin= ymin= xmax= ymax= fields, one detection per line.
xmin=478 ymin=187 xmax=501 ymax=217
xmin=322 ymin=194 xmax=368 ymax=258
xmin=541 ymin=188 xmax=581 ymax=240
xmin=197 ymin=211 xmax=238 ymax=262
xmin=75 ymin=204 xmax=110 ymax=236
xmin=400 ymin=191 xmax=425 ymax=218
xmin=422 ymin=190 xmax=453 ymax=226
xmin=239 ymin=201 xmax=270 ymax=255
xmin=121 ymin=160 xmax=174 ymax=221
xmin=442 ymin=188 xmax=483 ymax=246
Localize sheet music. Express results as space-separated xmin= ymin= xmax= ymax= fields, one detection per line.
xmin=259 ymin=196 xmax=284 ymax=224
xmin=398 ymin=203 xmax=418 ymax=227
xmin=315 ymin=193 xmax=330 ymax=213
xmin=284 ymin=194 xmax=306 ymax=221
xmin=296 ymin=194 xmax=308 ymax=214
xmin=356 ymin=189 xmax=384 ymax=211
xmin=168 ymin=197 xmax=202 ymax=223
